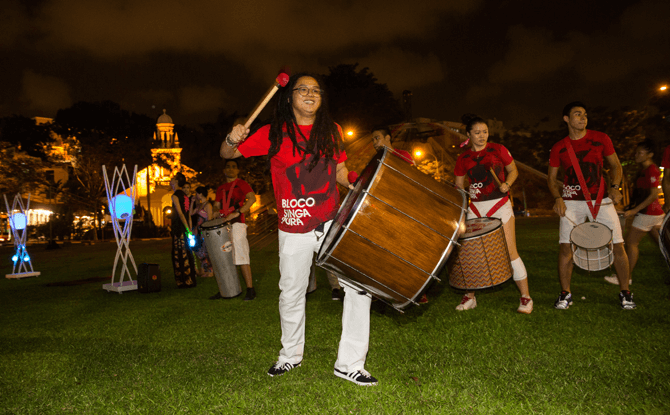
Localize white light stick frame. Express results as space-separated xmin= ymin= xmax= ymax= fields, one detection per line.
xmin=102 ymin=165 xmax=139 ymax=293
xmin=4 ymin=193 xmax=40 ymax=279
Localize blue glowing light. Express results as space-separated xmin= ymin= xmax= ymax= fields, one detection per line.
xmin=110 ymin=194 xmax=133 ymax=220
xmin=10 ymin=213 xmax=27 ymax=230
xmin=12 ymin=255 xmax=18 ymax=262
xmin=23 ymin=255 xmax=30 ymax=262
xmin=188 ymin=233 xmax=196 ymax=247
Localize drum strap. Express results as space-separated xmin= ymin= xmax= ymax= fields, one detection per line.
xmin=564 ymin=138 xmax=605 ymax=220
xmin=470 ymin=195 xmax=509 ymax=218
xmin=219 ymin=179 xmax=238 ymax=217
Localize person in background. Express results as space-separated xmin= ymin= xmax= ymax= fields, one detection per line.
xmin=660 ymin=145 xmax=670 ymax=213
xmin=214 ymin=159 xmax=257 ymax=301
xmin=606 ymin=140 xmax=663 ymax=286
xmin=190 ymin=186 xmax=214 ymax=278
xmin=170 ymin=172 xmax=197 ymax=288
xmin=453 ymin=115 xmax=533 ymax=313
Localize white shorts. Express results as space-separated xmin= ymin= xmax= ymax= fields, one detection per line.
xmin=231 ymin=223 xmax=250 ymax=265
xmin=631 ymin=213 xmax=663 ymax=232
xmin=559 ymin=198 xmax=623 ymax=244
xmin=468 ymin=198 xmax=513 ymax=224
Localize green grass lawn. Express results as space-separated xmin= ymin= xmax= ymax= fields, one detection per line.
xmin=1 ymin=217 xmax=669 ymax=414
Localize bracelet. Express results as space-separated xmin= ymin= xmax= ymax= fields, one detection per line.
xmin=226 ymin=134 xmax=237 ymax=147
xmin=503 ymin=182 xmax=510 ymax=187
xmin=555 ymin=196 xmax=562 ymax=200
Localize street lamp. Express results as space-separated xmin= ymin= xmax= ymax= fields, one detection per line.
xmin=413 ymin=148 xmax=442 ymax=181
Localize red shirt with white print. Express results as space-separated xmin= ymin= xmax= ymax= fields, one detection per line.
xmin=454 ymin=143 xmax=513 ymax=202
xmin=634 ymin=164 xmax=663 ymax=216
xmin=238 ymin=123 xmax=346 ymax=233
xmin=215 ymin=178 xmax=254 ymax=224
xmin=392 ymin=148 xmax=415 ymax=165
xmin=549 ymin=130 xmax=615 ymax=201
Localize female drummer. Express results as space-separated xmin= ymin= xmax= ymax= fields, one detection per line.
xmin=453 ymin=115 xmax=532 ymax=313
xmin=606 ymin=139 xmax=663 ymax=286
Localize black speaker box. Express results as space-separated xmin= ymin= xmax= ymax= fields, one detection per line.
xmin=138 ymin=263 xmax=161 ymax=293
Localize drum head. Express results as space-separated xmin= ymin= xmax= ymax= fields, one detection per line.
xmin=571 ymin=222 xmax=612 ymax=249
xmin=200 ymin=217 xmax=226 ymax=230
xmin=460 ymin=217 xmax=503 ymax=240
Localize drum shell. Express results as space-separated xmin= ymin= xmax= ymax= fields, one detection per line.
xmin=201 ymin=220 xmax=241 ymax=298
xmin=570 ymin=222 xmax=613 ymax=271
xmin=447 ymin=217 xmax=513 ymax=290
xmin=317 ymin=148 xmax=467 ymax=309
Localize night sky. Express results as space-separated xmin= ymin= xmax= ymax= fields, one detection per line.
xmin=1 ymin=0 xmax=669 ymax=129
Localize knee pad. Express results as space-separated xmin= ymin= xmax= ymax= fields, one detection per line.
xmin=511 ymin=257 xmax=527 ymax=281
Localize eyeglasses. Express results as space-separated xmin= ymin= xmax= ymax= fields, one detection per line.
xmin=293 ymin=87 xmax=322 ymax=97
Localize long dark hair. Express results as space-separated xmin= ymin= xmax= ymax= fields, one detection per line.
xmin=267 ymin=72 xmax=341 ymax=172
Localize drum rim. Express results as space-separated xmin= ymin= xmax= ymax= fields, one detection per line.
xmin=570 ymin=221 xmax=612 ymax=249
xmin=316 ymin=148 xmax=388 ymax=262
xmin=200 ymin=218 xmax=229 ymax=230
xmin=458 ymin=217 xmax=503 ymax=241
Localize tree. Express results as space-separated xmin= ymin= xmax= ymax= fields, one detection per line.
xmin=0 ymin=115 xmax=54 ymax=160
xmin=0 ymin=143 xmax=48 ymax=195
xmin=323 ymin=64 xmax=404 ymax=133
xmin=53 ymin=101 xmax=156 ymax=240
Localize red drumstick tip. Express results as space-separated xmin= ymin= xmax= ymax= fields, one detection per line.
xmin=348 ymin=171 xmax=359 ymax=184
xmin=276 ymin=73 xmax=290 ymax=87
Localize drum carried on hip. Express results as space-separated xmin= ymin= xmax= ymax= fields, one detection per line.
xmin=447 ymin=217 xmax=512 ymax=290
xmin=316 ymin=147 xmax=468 ymax=310
xmin=570 ymin=221 xmax=613 ymax=271
xmin=201 ymin=218 xmax=242 ymax=298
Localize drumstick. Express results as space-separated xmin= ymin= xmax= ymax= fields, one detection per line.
xmin=243 ymin=68 xmax=291 ymax=129
xmin=489 ymin=168 xmax=503 ymax=187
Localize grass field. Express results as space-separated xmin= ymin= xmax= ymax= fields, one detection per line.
xmin=1 ymin=217 xmax=669 ymax=414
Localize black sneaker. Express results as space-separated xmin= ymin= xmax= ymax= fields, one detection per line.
xmin=554 ymin=291 xmax=573 ymax=310
xmin=334 ymin=368 xmax=378 ymax=386
xmin=331 ymin=288 xmax=342 ymax=301
xmin=209 ymin=292 xmax=223 ymax=300
xmin=267 ymin=361 xmax=301 ymax=377
xmin=244 ymin=287 xmax=256 ymax=301
xmin=619 ymin=290 xmax=637 ymax=310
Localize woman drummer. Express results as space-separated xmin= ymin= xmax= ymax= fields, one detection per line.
xmin=606 ymin=139 xmax=663 ymax=286
xmin=453 ymin=115 xmax=532 ymax=313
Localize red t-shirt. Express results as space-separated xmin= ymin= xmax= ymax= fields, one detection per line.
xmin=454 ymin=143 xmax=513 ymax=202
xmin=392 ymin=149 xmax=415 ymax=165
xmin=215 ymin=178 xmax=254 ymax=223
xmin=238 ymin=124 xmax=347 ymax=233
xmin=634 ymin=164 xmax=663 ymax=216
xmin=549 ymin=130 xmax=615 ymax=201
xmin=661 ymin=145 xmax=670 ymax=170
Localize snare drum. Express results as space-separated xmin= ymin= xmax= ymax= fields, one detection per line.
xmin=570 ymin=222 xmax=613 ymax=271
xmin=316 ymin=147 xmax=468 ymax=310
xmin=201 ymin=218 xmax=242 ymax=298
xmin=447 ymin=217 xmax=513 ymax=290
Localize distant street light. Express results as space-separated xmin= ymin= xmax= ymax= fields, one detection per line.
xmin=346 ymin=130 xmax=354 ymax=138
xmin=413 ymin=148 xmax=442 ymax=181
xmin=661 ymin=85 xmax=668 ymax=92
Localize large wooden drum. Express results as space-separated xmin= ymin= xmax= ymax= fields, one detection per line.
xmin=316 ymin=147 xmax=468 ymax=310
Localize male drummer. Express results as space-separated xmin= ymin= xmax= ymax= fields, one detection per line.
xmin=371 ymin=126 xmax=415 ymax=165
xmin=548 ymin=101 xmax=635 ymax=310
xmin=220 ymin=73 xmax=378 ymax=386
xmin=213 ymin=159 xmax=257 ymax=301
xmin=661 ymin=145 xmax=670 ymax=213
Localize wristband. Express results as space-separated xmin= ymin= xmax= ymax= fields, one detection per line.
xmin=555 ymin=196 xmax=562 ymax=200
xmin=611 ymin=184 xmax=620 ymax=189
xmin=226 ymin=134 xmax=237 ymax=147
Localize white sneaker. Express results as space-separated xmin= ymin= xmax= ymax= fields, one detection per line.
xmin=517 ymin=297 xmax=533 ymax=314
xmin=455 ymin=295 xmax=476 ymax=311
xmin=604 ymin=274 xmax=632 ymax=285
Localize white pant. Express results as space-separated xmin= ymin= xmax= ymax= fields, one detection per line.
xmin=277 ymin=221 xmax=371 ymax=372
